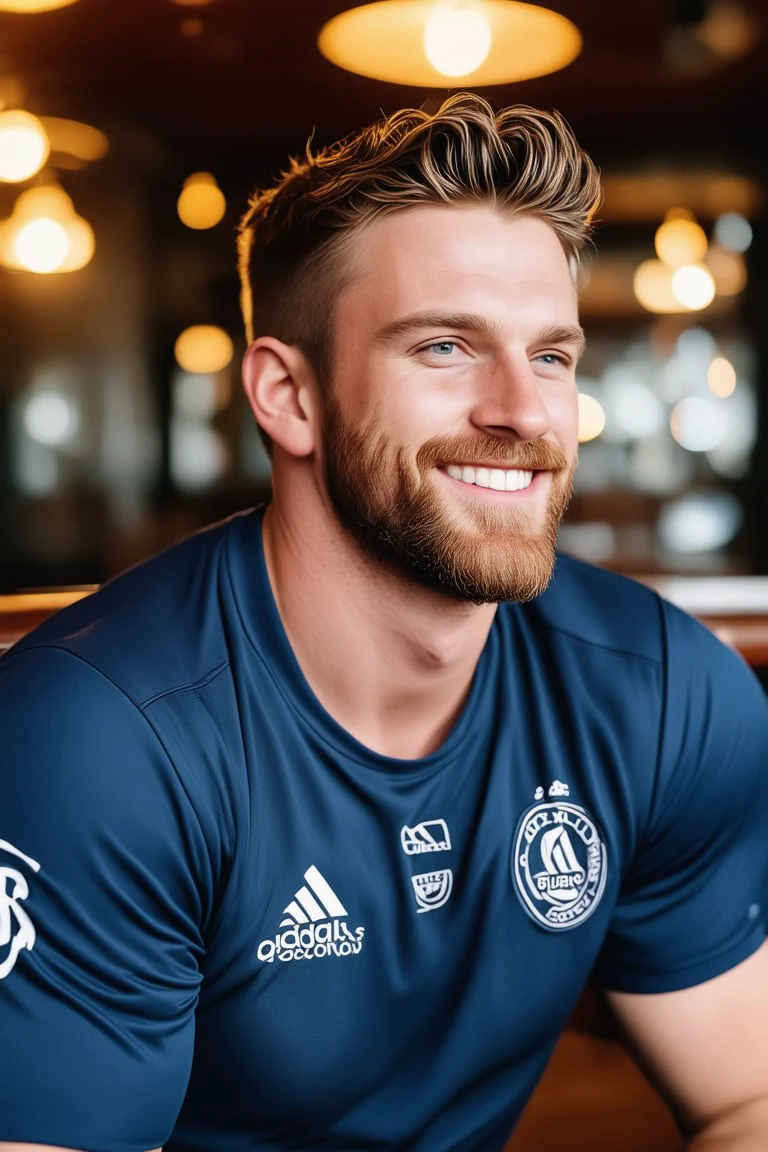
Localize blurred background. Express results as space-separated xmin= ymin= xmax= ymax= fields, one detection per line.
xmin=1 ymin=0 xmax=767 ymax=593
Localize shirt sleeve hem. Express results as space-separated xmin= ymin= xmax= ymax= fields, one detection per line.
xmin=597 ymin=926 xmax=766 ymax=995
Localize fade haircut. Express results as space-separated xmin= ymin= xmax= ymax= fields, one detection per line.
xmin=237 ymin=90 xmax=601 ymax=405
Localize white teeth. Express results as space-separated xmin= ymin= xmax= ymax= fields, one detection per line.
xmin=445 ymin=465 xmax=534 ymax=492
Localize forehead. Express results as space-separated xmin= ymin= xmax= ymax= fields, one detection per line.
xmin=337 ymin=204 xmax=578 ymax=334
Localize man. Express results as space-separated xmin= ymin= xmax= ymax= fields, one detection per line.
xmin=1 ymin=93 xmax=766 ymax=1152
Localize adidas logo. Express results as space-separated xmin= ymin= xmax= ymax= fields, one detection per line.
xmin=257 ymin=865 xmax=365 ymax=964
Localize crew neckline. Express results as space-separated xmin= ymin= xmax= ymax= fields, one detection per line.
xmin=226 ymin=507 xmax=498 ymax=775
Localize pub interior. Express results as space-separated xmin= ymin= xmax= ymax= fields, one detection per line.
xmin=1 ymin=1 xmax=767 ymax=1148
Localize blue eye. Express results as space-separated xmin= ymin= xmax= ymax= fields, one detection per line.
xmin=426 ymin=341 xmax=456 ymax=356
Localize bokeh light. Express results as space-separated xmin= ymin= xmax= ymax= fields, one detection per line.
xmin=671 ymin=263 xmax=716 ymax=310
xmin=654 ymin=212 xmax=708 ymax=267
xmin=577 ymin=393 xmax=606 ymax=442
xmin=707 ymin=356 xmax=737 ymax=398
xmin=177 ymin=172 xmax=226 ymax=230
xmin=174 ymin=325 xmax=234 ymax=374
xmin=0 ymin=109 xmax=49 ymax=182
xmin=670 ymin=396 xmax=725 ymax=452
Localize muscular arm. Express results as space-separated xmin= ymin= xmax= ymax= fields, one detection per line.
xmin=608 ymin=939 xmax=768 ymax=1150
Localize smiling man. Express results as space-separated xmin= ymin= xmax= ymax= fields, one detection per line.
xmin=1 ymin=94 xmax=767 ymax=1152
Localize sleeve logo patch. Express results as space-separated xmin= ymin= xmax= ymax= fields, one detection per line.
xmin=0 ymin=838 xmax=41 ymax=980
xmin=512 ymin=801 xmax=607 ymax=932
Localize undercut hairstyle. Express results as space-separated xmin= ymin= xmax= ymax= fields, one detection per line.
xmin=237 ymin=91 xmax=601 ymax=428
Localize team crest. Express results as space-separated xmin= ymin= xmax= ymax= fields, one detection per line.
xmin=512 ymin=791 xmax=606 ymax=932
xmin=411 ymin=869 xmax=453 ymax=913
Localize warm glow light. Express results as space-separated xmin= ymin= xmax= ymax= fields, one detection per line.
xmin=174 ymin=326 xmax=234 ymax=374
xmin=654 ymin=211 xmax=708 ymax=267
xmin=423 ymin=4 xmax=492 ymax=77
xmin=633 ymin=259 xmax=682 ymax=314
xmin=318 ymin=0 xmax=581 ymax=87
xmin=672 ymin=263 xmax=716 ymax=310
xmin=577 ymin=393 xmax=605 ymax=443
xmin=0 ymin=0 xmax=79 ymax=9
xmin=0 ymin=183 xmax=95 ymax=273
xmin=707 ymin=244 xmax=747 ymax=296
xmin=177 ymin=172 xmax=226 ymax=229
xmin=708 ymin=356 xmax=737 ymax=398
xmin=0 ymin=110 xmax=49 ymax=182
xmin=14 ymin=217 xmax=68 ymax=272
xmin=39 ymin=116 xmax=109 ymax=164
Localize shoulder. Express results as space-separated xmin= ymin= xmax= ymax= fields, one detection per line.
xmin=5 ymin=509 xmax=262 ymax=708
xmin=518 ymin=552 xmax=666 ymax=664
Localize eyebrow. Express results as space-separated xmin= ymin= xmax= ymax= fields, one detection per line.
xmin=375 ymin=311 xmax=586 ymax=358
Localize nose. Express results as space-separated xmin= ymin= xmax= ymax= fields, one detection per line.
xmin=470 ymin=351 xmax=551 ymax=442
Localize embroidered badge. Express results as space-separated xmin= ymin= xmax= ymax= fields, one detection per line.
xmin=512 ymin=787 xmax=607 ymax=932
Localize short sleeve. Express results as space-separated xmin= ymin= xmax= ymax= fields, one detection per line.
xmin=595 ymin=601 xmax=768 ymax=994
xmin=0 ymin=646 xmax=209 ymax=1151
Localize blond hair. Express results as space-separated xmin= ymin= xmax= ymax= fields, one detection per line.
xmin=238 ymin=91 xmax=600 ymax=387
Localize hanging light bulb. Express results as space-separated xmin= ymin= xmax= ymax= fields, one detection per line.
xmin=177 ymin=172 xmax=227 ymax=230
xmin=0 ymin=183 xmax=95 ymax=273
xmin=0 ymin=110 xmax=50 ymax=183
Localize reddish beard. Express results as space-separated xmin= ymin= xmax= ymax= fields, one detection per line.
xmin=322 ymin=401 xmax=575 ymax=604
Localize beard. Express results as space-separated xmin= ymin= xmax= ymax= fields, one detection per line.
xmin=321 ymin=395 xmax=575 ymax=604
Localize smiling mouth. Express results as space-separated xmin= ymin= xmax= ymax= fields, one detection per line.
xmin=444 ymin=465 xmax=535 ymax=492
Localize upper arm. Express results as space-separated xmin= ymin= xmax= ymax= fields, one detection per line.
xmin=0 ymin=647 xmax=205 ymax=1150
xmin=0 ymin=1147 xmax=161 ymax=1152
xmin=607 ymin=938 xmax=768 ymax=1134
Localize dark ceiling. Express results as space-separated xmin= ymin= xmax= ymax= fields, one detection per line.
xmin=1 ymin=0 xmax=768 ymax=181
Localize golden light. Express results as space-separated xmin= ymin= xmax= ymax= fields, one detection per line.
xmin=174 ymin=326 xmax=234 ymax=374
xmin=577 ymin=393 xmax=606 ymax=443
xmin=0 ymin=184 xmax=95 ymax=273
xmin=706 ymin=244 xmax=747 ymax=296
xmin=633 ymin=258 xmax=682 ymax=314
xmin=39 ymin=116 xmax=109 ymax=165
xmin=177 ymin=172 xmax=226 ymax=230
xmin=0 ymin=110 xmax=49 ymax=183
xmin=318 ymin=0 xmax=582 ymax=86
xmin=672 ymin=263 xmax=716 ymax=310
xmin=654 ymin=210 xmax=708 ymax=268
xmin=707 ymin=356 xmax=737 ymax=398
xmin=423 ymin=4 xmax=492 ymax=76
xmin=0 ymin=0 xmax=80 ymax=10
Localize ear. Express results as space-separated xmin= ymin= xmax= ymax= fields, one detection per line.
xmin=242 ymin=337 xmax=318 ymax=458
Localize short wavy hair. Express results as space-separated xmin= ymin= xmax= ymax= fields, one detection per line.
xmin=237 ymin=91 xmax=601 ymax=388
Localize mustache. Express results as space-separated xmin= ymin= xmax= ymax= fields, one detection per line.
xmin=416 ymin=436 xmax=569 ymax=472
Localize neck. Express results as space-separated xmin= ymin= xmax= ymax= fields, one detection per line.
xmin=262 ymin=495 xmax=497 ymax=759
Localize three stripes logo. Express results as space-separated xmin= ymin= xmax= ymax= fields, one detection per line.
xmin=257 ymin=865 xmax=365 ymax=964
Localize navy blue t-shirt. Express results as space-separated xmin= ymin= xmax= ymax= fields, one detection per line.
xmin=1 ymin=507 xmax=766 ymax=1151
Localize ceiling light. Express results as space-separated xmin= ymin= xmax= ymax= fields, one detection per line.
xmin=318 ymin=0 xmax=581 ymax=86
xmin=0 ymin=0 xmax=80 ymax=10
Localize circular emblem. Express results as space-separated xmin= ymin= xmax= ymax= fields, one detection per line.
xmin=512 ymin=802 xmax=607 ymax=932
